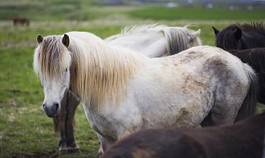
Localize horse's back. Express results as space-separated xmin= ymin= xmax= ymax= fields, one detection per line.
xmin=229 ymin=48 xmax=265 ymax=72
xmin=103 ymin=128 xmax=206 ymax=158
xmin=168 ymin=46 xmax=249 ymax=78
xmin=166 ymin=46 xmax=255 ymax=124
xmin=103 ymin=113 xmax=265 ymax=158
xmin=129 ymin=46 xmax=252 ymax=128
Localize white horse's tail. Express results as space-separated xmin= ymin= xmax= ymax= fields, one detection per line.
xmin=235 ymin=64 xmax=258 ymax=121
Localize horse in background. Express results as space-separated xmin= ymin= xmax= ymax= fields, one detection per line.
xmin=105 ymin=24 xmax=201 ymax=57
xmin=53 ymin=24 xmax=202 ymax=152
xmin=212 ymin=23 xmax=265 ymax=105
xmin=12 ymin=17 xmax=30 ymax=26
xmin=228 ymin=48 xmax=265 ymax=105
xmin=33 ymin=31 xmax=256 ymax=156
xmin=212 ymin=23 xmax=265 ymax=50
xmin=102 ymin=112 xmax=265 ymax=158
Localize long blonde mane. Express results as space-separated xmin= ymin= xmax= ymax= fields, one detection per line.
xmin=34 ymin=32 xmax=141 ymax=108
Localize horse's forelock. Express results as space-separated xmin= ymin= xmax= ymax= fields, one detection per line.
xmin=36 ymin=36 xmax=70 ymax=79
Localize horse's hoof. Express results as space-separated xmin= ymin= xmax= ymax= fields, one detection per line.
xmin=59 ymin=145 xmax=80 ymax=154
xmin=97 ymin=152 xmax=103 ymax=158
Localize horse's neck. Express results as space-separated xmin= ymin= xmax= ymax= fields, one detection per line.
xmin=106 ymin=32 xmax=167 ymax=57
xmin=69 ymin=38 xmax=146 ymax=108
xmin=242 ymin=31 xmax=265 ymax=48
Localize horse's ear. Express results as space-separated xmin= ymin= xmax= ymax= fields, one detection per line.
xmin=193 ymin=29 xmax=201 ymax=36
xmin=212 ymin=26 xmax=219 ymax=36
xmin=183 ymin=24 xmax=190 ymax=29
xmin=62 ymin=34 xmax=70 ymax=47
xmin=37 ymin=35 xmax=43 ymax=44
xmin=233 ymin=27 xmax=242 ymax=40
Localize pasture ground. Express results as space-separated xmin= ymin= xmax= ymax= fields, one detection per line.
xmin=0 ymin=1 xmax=265 ymax=157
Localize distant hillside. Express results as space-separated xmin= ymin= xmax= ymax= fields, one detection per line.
xmin=0 ymin=0 xmax=95 ymax=21
xmin=0 ymin=0 xmax=265 ymax=21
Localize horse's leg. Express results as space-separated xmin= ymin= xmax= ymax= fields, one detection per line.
xmin=257 ymin=74 xmax=265 ymax=105
xmin=57 ymin=90 xmax=80 ymax=152
xmin=200 ymin=112 xmax=213 ymax=127
xmin=63 ymin=91 xmax=80 ymax=152
xmin=52 ymin=90 xmax=66 ymax=146
xmin=54 ymin=92 xmax=67 ymax=151
xmin=211 ymin=75 xmax=256 ymax=125
xmin=96 ymin=134 xmax=115 ymax=158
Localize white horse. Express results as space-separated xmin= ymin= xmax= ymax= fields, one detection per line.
xmin=105 ymin=24 xmax=202 ymax=57
xmin=33 ymin=32 xmax=256 ymax=156
xmin=54 ymin=24 xmax=202 ymax=152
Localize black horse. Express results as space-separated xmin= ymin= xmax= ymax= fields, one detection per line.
xmin=228 ymin=48 xmax=265 ymax=105
xmin=213 ymin=23 xmax=265 ymax=50
xmin=213 ymin=23 xmax=265 ymax=105
xmin=102 ymin=112 xmax=265 ymax=158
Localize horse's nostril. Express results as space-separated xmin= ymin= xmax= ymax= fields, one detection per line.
xmin=43 ymin=103 xmax=59 ymax=117
xmin=53 ymin=103 xmax=59 ymax=112
xmin=42 ymin=103 xmax=47 ymax=110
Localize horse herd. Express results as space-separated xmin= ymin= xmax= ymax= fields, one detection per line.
xmin=33 ymin=23 xmax=265 ymax=158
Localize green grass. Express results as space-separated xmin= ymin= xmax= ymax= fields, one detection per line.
xmin=0 ymin=0 xmax=100 ymax=21
xmin=0 ymin=1 xmax=265 ymax=157
xmin=128 ymin=6 xmax=265 ymax=20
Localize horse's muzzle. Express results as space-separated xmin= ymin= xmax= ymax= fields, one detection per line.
xmin=43 ymin=103 xmax=59 ymax=117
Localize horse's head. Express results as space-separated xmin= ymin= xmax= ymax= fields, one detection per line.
xmin=186 ymin=28 xmax=202 ymax=47
xmin=167 ymin=26 xmax=202 ymax=54
xmin=33 ymin=34 xmax=72 ymax=117
xmin=212 ymin=25 xmax=242 ymax=50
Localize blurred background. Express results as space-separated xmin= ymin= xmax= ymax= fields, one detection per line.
xmin=0 ymin=0 xmax=264 ymax=157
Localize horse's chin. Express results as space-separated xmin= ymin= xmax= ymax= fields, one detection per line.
xmin=45 ymin=111 xmax=59 ymax=118
xmin=43 ymin=105 xmax=59 ymax=118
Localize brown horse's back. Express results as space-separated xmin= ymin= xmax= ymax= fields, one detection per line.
xmin=103 ymin=129 xmax=206 ymax=158
xmin=103 ymin=113 xmax=265 ymax=158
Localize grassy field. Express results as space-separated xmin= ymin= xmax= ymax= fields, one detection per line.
xmin=0 ymin=1 xmax=265 ymax=157
xmin=128 ymin=6 xmax=265 ymax=20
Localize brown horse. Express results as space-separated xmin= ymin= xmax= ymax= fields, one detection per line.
xmin=12 ymin=17 xmax=30 ymax=26
xmin=228 ymin=48 xmax=265 ymax=105
xmin=102 ymin=112 xmax=265 ymax=158
xmin=53 ymin=91 xmax=80 ymax=152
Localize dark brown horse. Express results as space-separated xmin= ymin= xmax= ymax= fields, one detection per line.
xmin=229 ymin=48 xmax=265 ymax=104
xmin=12 ymin=17 xmax=30 ymax=26
xmin=102 ymin=112 xmax=265 ymax=158
xmin=53 ymin=90 xmax=80 ymax=152
xmin=212 ymin=23 xmax=265 ymax=105
xmin=213 ymin=23 xmax=265 ymax=50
